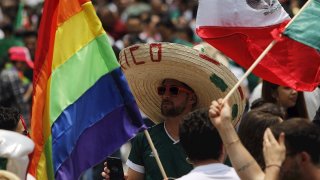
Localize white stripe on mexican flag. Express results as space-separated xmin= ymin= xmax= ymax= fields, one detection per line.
xmin=196 ymin=0 xmax=290 ymax=28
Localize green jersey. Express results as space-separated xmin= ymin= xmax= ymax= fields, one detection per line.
xmin=127 ymin=123 xmax=192 ymax=180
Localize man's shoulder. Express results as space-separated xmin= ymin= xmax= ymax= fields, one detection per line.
xmin=148 ymin=123 xmax=164 ymax=132
xmin=176 ymin=172 xmax=210 ymax=180
xmin=178 ymin=169 xmax=240 ymax=180
xmin=132 ymin=123 xmax=164 ymax=141
xmin=179 ymin=163 xmax=240 ymax=180
xmin=136 ymin=122 xmax=164 ymax=135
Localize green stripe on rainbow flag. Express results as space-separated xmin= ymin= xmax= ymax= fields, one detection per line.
xmin=50 ymin=33 xmax=119 ymax=124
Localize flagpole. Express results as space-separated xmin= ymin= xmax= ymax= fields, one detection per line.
xmin=144 ymin=130 xmax=168 ymax=179
xmin=223 ymin=0 xmax=313 ymax=103
xmin=223 ymin=40 xmax=278 ymax=102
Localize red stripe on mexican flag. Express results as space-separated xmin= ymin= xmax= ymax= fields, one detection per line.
xmin=196 ymin=0 xmax=320 ymax=91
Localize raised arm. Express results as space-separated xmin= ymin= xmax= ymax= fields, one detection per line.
xmin=209 ymin=99 xmax=265 ymax=180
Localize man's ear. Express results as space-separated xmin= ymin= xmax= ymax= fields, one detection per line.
xmin=300 ymin=151 xmax=312 ymax=164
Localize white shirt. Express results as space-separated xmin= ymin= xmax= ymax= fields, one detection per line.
xmin=177 ymin=163 xmax=240 ymax=180
xmin=0 ymin=130 xmax=34 ymax=180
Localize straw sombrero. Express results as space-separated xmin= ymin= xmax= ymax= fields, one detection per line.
xmin=119 ymin=42 xmax=245 ymax=125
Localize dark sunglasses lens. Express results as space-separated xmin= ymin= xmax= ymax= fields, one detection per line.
xmin=169 ymin=87 xmax=179 ymax=95
xmin=157 ymin=86 xmax=166 ymax=95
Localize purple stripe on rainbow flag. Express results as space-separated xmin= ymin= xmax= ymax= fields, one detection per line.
xmin=55 ymin=104 xmax=144 ymax=180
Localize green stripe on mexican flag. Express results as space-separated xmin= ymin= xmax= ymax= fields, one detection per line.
xmin=284 ymin=0 xmax=320 ymax=51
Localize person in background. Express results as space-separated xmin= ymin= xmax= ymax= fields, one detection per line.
xmin=261 ymin=80 xmax=308 ymax=119
xmin=271 ymin=118 xmax=320 ymax=180
xmin=238 ymin=102 xmax=284 ymax=169
xmin=17 ymin=30 xmax=37 ymax=81
xmin=0 ymin=107 xmax=33 ymax=179
xmin=0 ymin=46 xmax=33 ymax=124
xmin=250 ymin=82 xmax=319 ymax=120
xmin=97 ymin=5 xmax=126 ymax=41
xmin=178 ymin=108 xmax=240 ymax=180
xmin=156 ymin=17 xmax=176 ymax=42
xmin=0 ymin=106 xmax=28 ymax=135
xmin=0 ymin=51 xmax=27 ymax=120
xmin=0 ymin=24 xmax=24 ymax=64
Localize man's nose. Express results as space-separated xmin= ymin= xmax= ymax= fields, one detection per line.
xmin=163 ymin=89 xmax=171 ymax=97
xmin=162 ymin=88 xmax=173 ymax=98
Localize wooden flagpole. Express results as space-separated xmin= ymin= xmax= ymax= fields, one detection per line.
xmin=144 ymin=130 xmax=168 ymax=179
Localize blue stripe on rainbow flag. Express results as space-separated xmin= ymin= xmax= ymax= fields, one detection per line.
xmin=52 ymin=68 xmax=145 ymax=174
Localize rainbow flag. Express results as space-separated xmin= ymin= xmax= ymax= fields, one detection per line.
xmin=29 ymin=0 xmax=145 ymax=179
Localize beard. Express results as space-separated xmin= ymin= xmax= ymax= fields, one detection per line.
xmin=161 ymin=99 xmax=188 ymax=117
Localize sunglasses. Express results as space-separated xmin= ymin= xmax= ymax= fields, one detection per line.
xmin=20 ymin=115 xmax=30 ymax=137
xmin=157 ymin=85 xmax=193 ymax=96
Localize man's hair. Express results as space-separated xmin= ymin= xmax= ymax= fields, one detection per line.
xmin=179 ymin=108 xmax=222 ymax=161
xmin=238 ymin=109 xmax=282 ymax=169
xmin=0 ymin=107 xmax=20 ymax=131
xmin=250 ymin=100 xmax=286 ymax=119
xmin=271 ymin=118 xmax=320 ymax=165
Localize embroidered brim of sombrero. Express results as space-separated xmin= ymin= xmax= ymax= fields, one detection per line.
xmin=119 ymin=42 xmax=246 ymax=125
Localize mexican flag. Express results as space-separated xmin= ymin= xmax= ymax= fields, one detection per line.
xmin=196 ymin=0 xmax=320 ymax=91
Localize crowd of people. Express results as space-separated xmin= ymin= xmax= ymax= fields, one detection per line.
xmin=0 ymin=0 xmax=319 ymax=179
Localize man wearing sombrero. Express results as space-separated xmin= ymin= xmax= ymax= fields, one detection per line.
xmin=103 ymin=42 xmax=246 ymax=179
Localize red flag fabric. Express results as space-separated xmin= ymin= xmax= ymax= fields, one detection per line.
xmin=196 ymin=0 xmax=320 ymax=91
